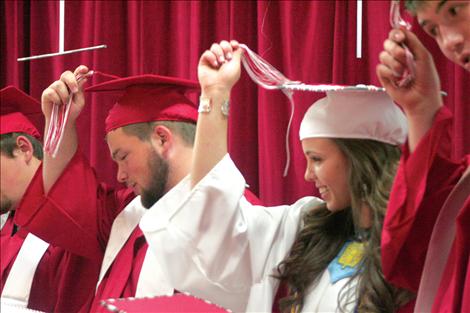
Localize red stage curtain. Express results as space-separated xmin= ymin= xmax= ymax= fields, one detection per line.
xmin=2 ymin=0 xmax=469 ymax=206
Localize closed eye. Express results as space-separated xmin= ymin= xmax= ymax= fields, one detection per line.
xmin=304 ymin=150 xmax=323 ymax=163
xmin=309 ymin=156 xmax=322 ymax=162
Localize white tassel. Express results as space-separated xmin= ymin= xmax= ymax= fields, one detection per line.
xmin=239 ymin=44 xmax=384 ymax=176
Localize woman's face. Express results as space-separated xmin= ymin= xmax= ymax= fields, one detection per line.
xmin=302 ymin=138 xmax=351 ymax=212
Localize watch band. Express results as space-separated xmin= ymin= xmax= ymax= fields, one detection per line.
xmin=198 ymin=96 xmax=230 ymax=117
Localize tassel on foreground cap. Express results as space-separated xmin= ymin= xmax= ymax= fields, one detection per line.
xmin=239 ymin=44 xmax=406 ymax=176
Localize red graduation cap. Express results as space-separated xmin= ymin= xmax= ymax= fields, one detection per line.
xmin=101 ymin=293 xmax=230 ymax=312
xmin=0 ymin=86 xmax=43 ymax=139
xmin=85 ymin=74 xmax=199 ymax=133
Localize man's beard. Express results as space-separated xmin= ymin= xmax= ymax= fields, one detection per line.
xmin=140 ymin=150 xmax=169 ymax=209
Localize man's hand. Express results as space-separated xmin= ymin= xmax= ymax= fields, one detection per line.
xmin=377 ymin=28 xmax=443 ymax=118
xmin=377 ymin=29 xmax=444 ymax=152
xmin=41 ymin=65 xmax=91 ymax=123
xmin=40 ymin=65 xmax=91 ymax=193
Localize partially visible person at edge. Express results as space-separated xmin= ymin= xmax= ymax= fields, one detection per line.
xmin=377 ymin=0 xmax=470 ymax=312
xmin=0 ymin=86 xmax=100 ymax=312
xmin=12 ymin=67 xmax=260 ymax=313
xmin=139 ymin=40 xmax=414 ymax=312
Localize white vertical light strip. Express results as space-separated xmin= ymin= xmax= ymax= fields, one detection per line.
xmin=356 ymin=0 xmax=362 ymax=58
xmin=59 ymin=0 xmax=65 ymax=53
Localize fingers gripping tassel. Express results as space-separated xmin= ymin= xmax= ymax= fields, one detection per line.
xmin=389 ymin=0 xmax=416 ymax=87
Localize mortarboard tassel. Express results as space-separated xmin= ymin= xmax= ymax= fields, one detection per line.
xmin=44 ymin=71 xmax=120 ymax=157
xmin=239 ymin=44 xmax=384 ymax=177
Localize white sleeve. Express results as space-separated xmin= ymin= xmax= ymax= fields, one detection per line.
xmin=140 ymin=154 xmax=322 ymax=311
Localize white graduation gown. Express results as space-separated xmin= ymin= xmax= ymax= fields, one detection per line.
xmin=140 ymin=155 xmax=359 ymax=312
xmin=1 ymin=213 xmax=49 ymax=308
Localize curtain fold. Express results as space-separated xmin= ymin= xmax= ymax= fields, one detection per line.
xmin=2 ymin=0 xmax=468 ymax=205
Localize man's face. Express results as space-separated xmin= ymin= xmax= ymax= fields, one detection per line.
xmin=0 ymin=153 xmax=27 ymax=214
xmin=417 ymin=1 xmax=470 ymax=70
xmin=107 ymin=128 xmax=169 ymax=209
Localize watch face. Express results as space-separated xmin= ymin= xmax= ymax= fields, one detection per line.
xmin=221 ymin=99 xmax=230 ymax=116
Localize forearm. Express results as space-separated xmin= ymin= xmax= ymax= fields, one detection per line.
xmin=406 ymin=100 xmax=441 ymax=152
xmin=191 ymin=89 xmax=230 ymax=188
xmin=16 ymin=155 xmax=104 ymax=259
xmin=193 ymin=39 xmax=242 ymax=188
xmin=42 ymin=118 xmax=78 ymax=193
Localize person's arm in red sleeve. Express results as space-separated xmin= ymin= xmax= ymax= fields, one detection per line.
xmin=14 ymin=66 xmax=133 ymax=260
xmin=376 ymin=26 xmax=465 ymax=291
xmin=14 ymin=150 xmax=133 ymax=260
xmin=381 ymin=106 xmax=467 ymax=291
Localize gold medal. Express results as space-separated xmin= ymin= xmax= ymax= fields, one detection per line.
xmin=338 ymin=241 xmax=364 ymax=269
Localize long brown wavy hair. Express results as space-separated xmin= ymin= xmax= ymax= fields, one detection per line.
xmin=276 ymin=138 xmax=414 ymax=312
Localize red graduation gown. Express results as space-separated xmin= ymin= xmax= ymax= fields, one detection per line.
xmin=14 ymin=151 xmax=151 ymax=312
xmin=382 ymin=107 xmax=470 ymax=312
xmin=90 ymin=227 xmax=149 ymax=313
xmin=1 ymin=207 xmax=100 ymax=312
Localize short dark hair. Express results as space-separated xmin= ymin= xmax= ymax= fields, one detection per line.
xmin=121 ymin=121 xmax=196 ymax=147
xmin=404 ymin=0 xmax=429 ymax=15
xmin=0 ymin=133 xmax=43 ymax=160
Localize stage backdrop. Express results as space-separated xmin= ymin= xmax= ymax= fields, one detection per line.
xmin=2 ymin=0 xmax=469 ymax=205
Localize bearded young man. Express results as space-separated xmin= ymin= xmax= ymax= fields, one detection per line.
xmin=14 ymin=67 xmax=207 ymax=312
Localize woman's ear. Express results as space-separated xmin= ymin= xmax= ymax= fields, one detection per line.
xmin=15 ymin=135 xmax=34 ymax=163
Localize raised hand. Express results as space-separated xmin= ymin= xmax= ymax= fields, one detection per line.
xmin=40 ymin=65 xmax=91 ymax=193
xmin=377 ymin=29 xmax=444 ymax=152
xmin=377 ymin=28 xmax=443 ymax=117
xmin=198 ymin=40 xmax=242 ymax=95
xmin=41 ymin=65 xmax=91 ymax=123
xmin=191 ymin=40 xmax=242 ymax=188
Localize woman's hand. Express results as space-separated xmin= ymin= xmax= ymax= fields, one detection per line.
xmin=198 ymin=40 xmax=242 ymax=96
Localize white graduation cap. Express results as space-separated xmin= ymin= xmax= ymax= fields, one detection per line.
xmin=240 ymin=44 xmax=408 ymax=176
xmin=299 ymin=89 xmax=407 ymax=145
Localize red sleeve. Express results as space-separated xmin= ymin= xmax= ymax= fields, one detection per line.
xmin=14 ymin=150 xmax=134 ymax=260
xmin=381 ymin=106 xmax=469 ymax=292
xmin=243 ymin=188 xmax=262 ymax=205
